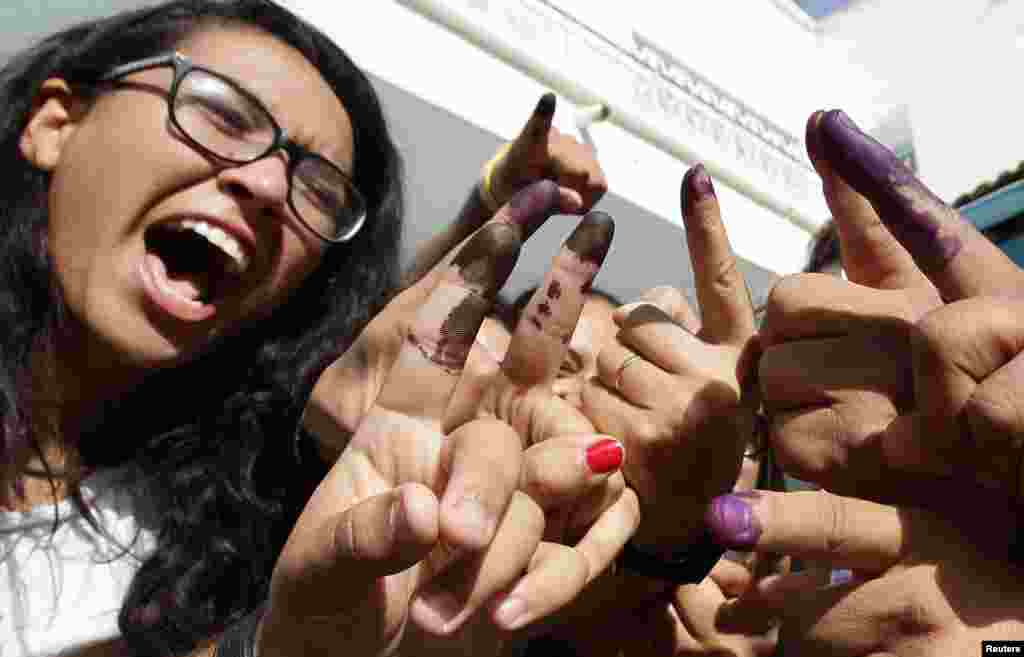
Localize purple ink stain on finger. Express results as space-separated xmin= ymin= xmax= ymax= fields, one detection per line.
xmin=537 ymin=301 xmax=552 ymax=317
xmin=805 ymin=110 xmax=824 ymax=163
xmin=534 ymin=92 xmax=556 ymax=119
xmin=507 ymin=180 xmax=560 ymax=240
xmin=706 ymin=493 xmax=762 ymax=550
xmin=452 ymin=223 xmax=522 ymax=298
xmin=547 ymin=280 xmax=562 ymax=300
xmin=431 ymin=294 xmax=490 ymax=373
xmin=530 ymin=316 xmax=543 ymax=331
xmin=818 ymin=109 xmax=962 ymax=269
xmin=681 ymin=164 xmax=715 ymax=217
xmin=564 ymin=210 xmax=615 ymax=266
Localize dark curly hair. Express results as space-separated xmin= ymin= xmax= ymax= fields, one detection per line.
xmin=0 ymin=1 xmax=403 ymax=654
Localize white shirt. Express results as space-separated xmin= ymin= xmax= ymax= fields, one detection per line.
xmin=0 ymin=469 xmax=156 ymax=657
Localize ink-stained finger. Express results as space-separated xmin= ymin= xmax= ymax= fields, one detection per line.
xmin=681 ymin=164 xmax=756 ymax=345
xmin=513 ymin=92 xmax=556 ymax=150
xmin=806 ymin=111 xmax=927 ymax=291
xmin=706 ymin=490 xmax=907 ymax=572
xmin=375 ymin=223 xmax=521 ymax=423
xmin=423 ymin=180 xmax=564 ymax=289
xmin=503 ymin=211 xmax=615 ymax=386
xmin=818 ymin=109 xmax=1024 ymax=301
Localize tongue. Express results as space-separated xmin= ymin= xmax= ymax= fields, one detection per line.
xmin=147 ymin=252 xmax=211 ymax=302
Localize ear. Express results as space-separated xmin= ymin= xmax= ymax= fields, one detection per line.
xmin=19 ymin=79 xmax=81 ymax=171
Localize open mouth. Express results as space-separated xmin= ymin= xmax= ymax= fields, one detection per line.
xmin=141 ymin=217 xmax=251 ymax=321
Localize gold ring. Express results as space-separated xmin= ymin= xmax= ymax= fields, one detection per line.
xmin=615 ymin=353 xmax=644 ymax=391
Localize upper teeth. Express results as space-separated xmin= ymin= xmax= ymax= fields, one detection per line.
xmin=172 ymin=219 xmax=250 ymax=274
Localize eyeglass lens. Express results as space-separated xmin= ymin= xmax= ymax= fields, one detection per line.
xmin=172 ymin=68 xmax=359 ymax=240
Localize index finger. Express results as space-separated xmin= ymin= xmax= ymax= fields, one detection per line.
xmin=374 ymin=222 xmax=521 ymax=424
xmin=503 ymin=210 xmax=615 ymax=386
xmin=512 ymin=92 xmax=556 ymax=153
xmin=817 ymin=109 xmax=1023 ymax=301
xmin=681 ymin=164 xmax=755 ymax=345
xmin=705 ymin=490 xmax=906 ymax=573
xmin=806 ymin=111 xmax=927 ymax=291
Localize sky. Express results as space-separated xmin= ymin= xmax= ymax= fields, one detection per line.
xmin=795 ymin=0 xmax=854 ymax=19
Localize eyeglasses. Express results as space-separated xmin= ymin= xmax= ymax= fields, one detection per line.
xmin=100 ymin=52 xmax=367 ymax=243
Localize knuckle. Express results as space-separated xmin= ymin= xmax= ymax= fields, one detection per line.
xmin=708 ymin=256 xmax=744 ymax=294
xmin=817 ymin=491 xmax=851 ymax=560
xmin=762 ymin=275 xmax=809 ymax=337
xmin=965 ymin=384 xmax=1023 ymax=440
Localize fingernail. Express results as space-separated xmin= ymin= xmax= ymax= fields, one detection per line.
xmin=494 ymin=594 xmax=527 ymax=628
xmin=564 ymin=210 xmax=615 ymax=266
xmin=681 ymin=163 xmax=715 ymax=214
xmin=506 ymin=180 xmax=561 ymax=239
xmin=706 ymin=492 xmax=762 ymax=550
xmin=817 ymin=109 xmax=911 ymax=191
xmin=585 ymin=438 xmax=624 ymax=474
xmin=805 ymin=110 xmax=825 ymax=163
xmin=535 ymin=92 xmax=556 ymax=118
xmin=412 ymin=590 xmax=462 ymax=633
xmin=451 ymin=223 xmax=522 ymax=296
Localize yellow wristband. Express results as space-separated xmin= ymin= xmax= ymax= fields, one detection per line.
xmin=480 ymin=142 xmax=513 ymax=213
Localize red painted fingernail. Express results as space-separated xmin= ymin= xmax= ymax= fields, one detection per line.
xmin=586 ymin=438 xmax=624 ymax=474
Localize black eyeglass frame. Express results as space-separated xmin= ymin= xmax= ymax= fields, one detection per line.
xmin=99 ymin=51 xmax=367 ymax=244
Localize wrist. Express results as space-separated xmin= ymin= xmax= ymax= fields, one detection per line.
xmin=479 ymin=143 xmax=512 ymax=213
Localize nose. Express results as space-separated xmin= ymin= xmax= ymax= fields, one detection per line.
xmin=217 ymin=156 xmax=289 ymax=211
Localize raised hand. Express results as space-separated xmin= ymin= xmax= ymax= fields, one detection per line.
xmin=582 ymin=164 xmax=760 ymax=550
xmin=487 ymin=93 xmax=608 ymax=212
xmin=305 ymin=180 xmax=567 ymax=458
xmin=706 ymin=488 xmax=1024 ymax=656
xmin=760 ymin=109 xmax=1024 ymax=502
xmin=884 ymin=296 xmax=1024 ymax=503
xmin=261 ymin=218 xmax=531 ymax=657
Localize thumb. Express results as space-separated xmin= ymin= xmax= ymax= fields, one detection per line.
xmin=705 ymin=490 xmax=909 ymax=574
xmin=273 ymin=483 xmax=439 ymax=618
